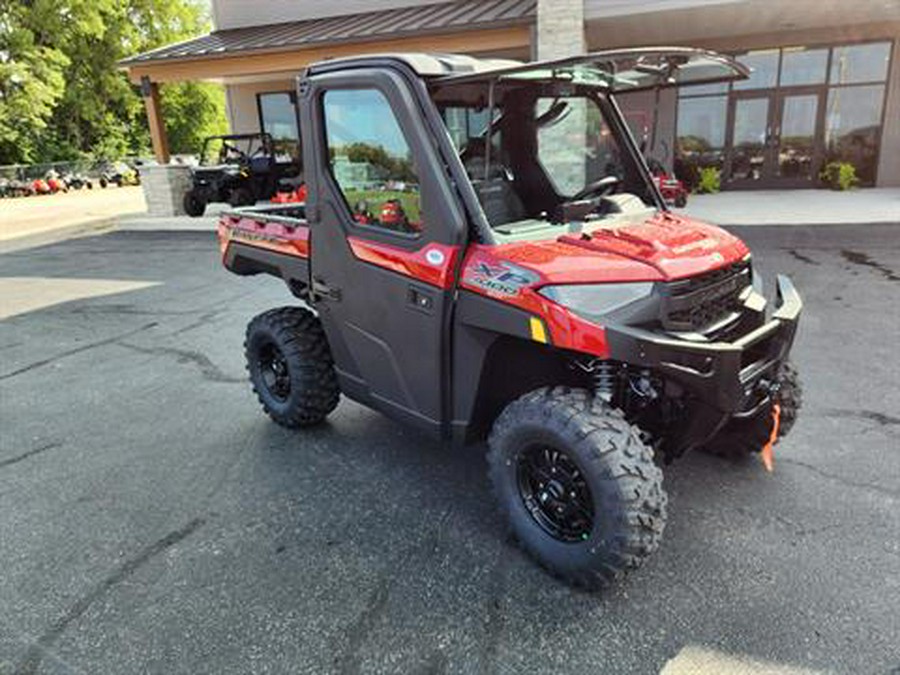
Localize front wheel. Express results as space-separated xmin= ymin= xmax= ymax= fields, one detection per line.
xmin=183 ymin=190 xmax=207 ymax=217
xmin=245 ymin=307 xmax=340 ymax=428
xmin=488 ymin=387 xmax=667 ymax=590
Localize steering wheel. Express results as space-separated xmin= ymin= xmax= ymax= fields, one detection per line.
xmin=569 ymin=175 xmax=620 ymax=202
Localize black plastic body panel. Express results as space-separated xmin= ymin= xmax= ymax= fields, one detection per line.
xmin=224 ymin=242 xmax=309 ymax=285
xmin=605 ymin=275 xmax=802 ymax=416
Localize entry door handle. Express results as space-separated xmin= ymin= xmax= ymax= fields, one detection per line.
xmin=312 ymin=278 xmax=341 ymax=302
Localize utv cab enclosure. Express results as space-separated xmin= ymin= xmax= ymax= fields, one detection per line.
xmin=218 ymin=48 xmax=803 ymax=590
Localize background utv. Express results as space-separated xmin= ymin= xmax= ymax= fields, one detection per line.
xmin=217 ymin=48 xmax=803 ymax=590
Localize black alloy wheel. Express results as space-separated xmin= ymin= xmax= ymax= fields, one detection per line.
xmin=244 ymin=307 xmax=340 ymax=428
xmin=257 ymin=341 xmax=291 ymax=402
xmin=516 ymin=445 xmax=594 ymax=542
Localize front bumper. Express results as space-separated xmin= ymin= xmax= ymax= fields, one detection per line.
xmin=605 ymin=275 xmax=802 ymax=415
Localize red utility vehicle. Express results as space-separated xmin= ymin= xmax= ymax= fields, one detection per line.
xmin=648 ymin=158 xmax=689 ymax=207
xmin=218 ymin=49 xmax=802 ymax=589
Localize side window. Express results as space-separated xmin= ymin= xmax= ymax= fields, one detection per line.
xmin=322 ymin=89 xmax=422 ymax=235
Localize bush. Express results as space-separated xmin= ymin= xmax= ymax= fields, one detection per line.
xmin=696 ymin=167 xmax=721 ymax=194
xmin=820 ymin=162 xmax=859 ymax=191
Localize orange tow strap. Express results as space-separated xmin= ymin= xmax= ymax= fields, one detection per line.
xmin=760 ymin=403 xmax=781 ymax=473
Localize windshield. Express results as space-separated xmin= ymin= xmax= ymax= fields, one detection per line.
xmin=437 ymin=85 xmax=658 ymax=242
xmin=200 ymin=136 xmax=269 ymax=166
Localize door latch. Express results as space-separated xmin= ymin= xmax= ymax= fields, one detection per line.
xmin=312 ymin=278 xmax=341 ymax=302
xmin=407 ymin=286 xmax=434 ymax=314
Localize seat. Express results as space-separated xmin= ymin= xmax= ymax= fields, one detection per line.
xmin=463 ymin=140 xmax=527 ymax=226
xmin=473 ymin=178 xmax=527 ymax=227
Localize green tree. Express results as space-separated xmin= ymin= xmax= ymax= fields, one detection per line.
xmin=0 ymin=0 xmax=226 ymax=165
xmin=0 ymin=2 xmax=69 ymax=163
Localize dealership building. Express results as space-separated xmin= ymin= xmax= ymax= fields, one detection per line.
xmin=123 ymin=0 xmax=900 ymax=192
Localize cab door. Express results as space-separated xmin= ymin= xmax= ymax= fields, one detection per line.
xmin=298 ymin=69 xmax=466 ymax=436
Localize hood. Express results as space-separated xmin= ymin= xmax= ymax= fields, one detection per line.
xmin=489 ymin=212 xmax=750 ymax=285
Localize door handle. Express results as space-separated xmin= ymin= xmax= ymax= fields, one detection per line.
xmin=407 ymin=285 xmax=434 ymax=314
xmin=312 ymin=278 xmax=341 ymax=302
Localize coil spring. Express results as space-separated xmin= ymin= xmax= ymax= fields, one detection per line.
xmin=594 ymin=361 xmax=618 ymax=400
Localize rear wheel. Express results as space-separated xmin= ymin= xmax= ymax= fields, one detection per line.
xmin=702 ymin=361 xmax=802 ymax=458
xmin=674 ymin=193 xmax=687 ymax=208
xmin=183 ymin=190 xmax=207 ymax=217
xmin=487 ymin=387 xmax=666 ymax=590
xmin=245 ymin=307 xmax=340 ymax=428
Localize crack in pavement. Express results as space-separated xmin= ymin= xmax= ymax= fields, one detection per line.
xmin=335 ymin=577 xmax=391 ymax=675
xmin=787 ymin=249 xmax=820 ymax=265
xmin=115 ymin=342 xmax=244 ymax=384
xmin=780 ymin=458 xmax=899 ymax=498
xmin=840 ymin=249 xmax=900 ymax=282
xmin=0 ymin=442 xmax=63 ymax=470
xmin=479 ymin=543 xmax=509 ymax=674
xmin=171 ymin=311 xmax=223 ymax=336
xmin=822 ymin=409 xmax=900 ymax=428
xmin=14 ymin=517 xmax=206 ymax=675
xmin=0 ymin=323 xmax=158 ymax=381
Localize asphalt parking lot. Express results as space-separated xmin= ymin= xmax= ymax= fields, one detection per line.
xmin=0 ymin=224 xmax=898 ymax=674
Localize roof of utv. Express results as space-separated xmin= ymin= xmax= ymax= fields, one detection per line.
xmin=305 ymin=47 xmax=748 ymax=92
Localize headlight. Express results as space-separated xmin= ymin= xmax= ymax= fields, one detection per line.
xmin=539 ymin=282 xmax=654 ymax=321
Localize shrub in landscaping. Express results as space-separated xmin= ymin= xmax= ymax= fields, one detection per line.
xmin=696 ymin=167 xmax=721 ymax=194
xmin=819 ymin=162 xmax=859 ymax=191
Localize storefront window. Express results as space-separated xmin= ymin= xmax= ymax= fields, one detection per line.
xmin=733 ymin=50 xmax=779 ymax=90
xmin=830 ymin=42 xmax=891 ymax=84
xmin=825 ymin=84 xmax=885 ymax=185
xmin=258 ymin=92 xmax=300 ymax=162
xmin=676 ymin=96 xmax=727 ymax=187
xmin=780 ymin=47 xmax=828 ymax=86
xmin=675 ymin=41 xmax=890 ymax=187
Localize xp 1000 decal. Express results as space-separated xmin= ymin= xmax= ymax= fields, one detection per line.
xmin=465 ymin=259 xmax=540 ymax=296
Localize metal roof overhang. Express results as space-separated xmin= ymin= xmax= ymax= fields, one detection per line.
xmin=120 ymin=0 xmax=535 ymax=83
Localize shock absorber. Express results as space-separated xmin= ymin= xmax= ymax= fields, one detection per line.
xmin=594 ymin=361 xmax=618 ymax=402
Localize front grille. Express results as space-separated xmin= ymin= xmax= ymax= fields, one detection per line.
xmin=662 ymin=260 xmax=751 ymax=332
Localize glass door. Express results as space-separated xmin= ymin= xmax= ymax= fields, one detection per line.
xmin=725 ymin=92 xmax=774 ymax=187
xmin=725 ymin=89 xmax=824 ymax=188
xmin=773 ymin=90 xmax=823 ymax=186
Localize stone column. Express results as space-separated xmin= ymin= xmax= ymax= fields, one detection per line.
xmin=140 ymin=165 xmax=193 ymax=217
xmin=536 ymin=0 xmax=586 ymax=60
